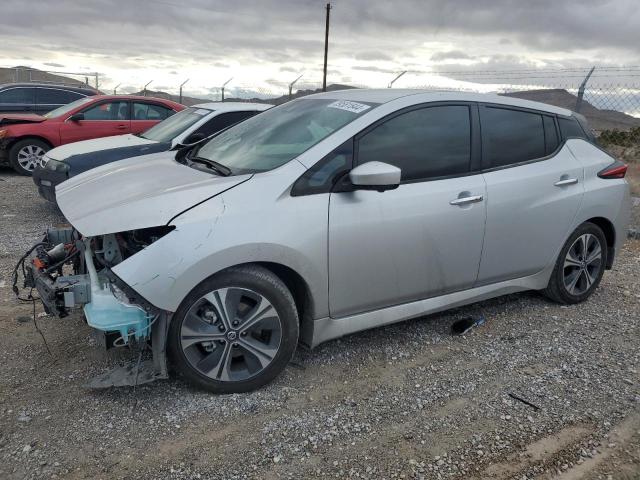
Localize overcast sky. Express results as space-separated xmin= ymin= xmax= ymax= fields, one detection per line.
xmin=1 ymin=0 xmax=639 ymax=98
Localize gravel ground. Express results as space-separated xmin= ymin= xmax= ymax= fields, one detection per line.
xmin=1 ymin=166 xmax=639 ymax=480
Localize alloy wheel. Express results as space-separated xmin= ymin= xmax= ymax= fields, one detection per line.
xmin=179 ymin=287 xmax=282 ymax=382
xmin=17 ymin=145 xmax=47 ymax=171
xmin=562 ymin=233 xmax=603 ymax=296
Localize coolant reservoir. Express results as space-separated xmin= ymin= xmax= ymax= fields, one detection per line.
xmin=83 ymin=240 xmax=150 ymax=343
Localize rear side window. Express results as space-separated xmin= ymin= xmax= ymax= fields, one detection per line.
xmin=356 ymin=105 xmax=471 ymax=182
xmin=36 ymin=88 xmax=84 ymax=105
xmin=0 ymin=87 xmax=36 ymax=104
xmin=481 ymin=107 xmax=545 ymax=167
xmin=558 ymin=116 xmax=587 ymax=140
xmin=191 ymin=111 xmax=257 ymax=139
xmin=133 ymin=102 xmax=174 ymax=120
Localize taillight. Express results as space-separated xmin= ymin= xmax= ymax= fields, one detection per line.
xmin=597 ymin=161 xmax=627 ymax=179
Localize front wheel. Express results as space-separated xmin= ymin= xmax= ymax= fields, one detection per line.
xmin=9 ymin=138 xmax=51 ymax=175
xmin=168 ymin=265 xmax=299 ymax=393
xmin=544 ymin=222 xmax=607 ymax=304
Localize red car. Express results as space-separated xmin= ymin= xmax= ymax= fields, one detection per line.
xmin=0 ymin=95 xmax=185 ymax=175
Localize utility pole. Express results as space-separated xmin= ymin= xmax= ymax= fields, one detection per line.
xmin=288 ymin=74 xmax=303 ymax=100
xmin=113 ymin=83 xmax=121 ymax=95
xmin=322 ymin=3 xmax=331 ymax=92
xmin=143 ymin=80 xmax=153 ymax=96
xmin=388 ymin=71 xmax=407 ymax=88
xmin=221 ymin=77 xmax=233 ymax=102
xmin=179 ymin=79 xmax=189 ymax=104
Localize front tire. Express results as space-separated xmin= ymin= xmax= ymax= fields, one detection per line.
xmin=544 ymin=222 xmax=607 ymax=304
xmin=168 ymin=265 xmax=299 ymax=393
xmin=9 ymin=138 xmax=51 ymax=175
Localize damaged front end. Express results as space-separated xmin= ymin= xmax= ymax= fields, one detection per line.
xmin=20 ymin=225 xmax=174 ymax=388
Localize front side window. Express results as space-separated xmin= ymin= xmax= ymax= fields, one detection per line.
xmin=481 ymin=107 xmax=545 ymax=167
xmin=0 ymin=87 xmax=36 ymax=104
xmin=82 ymin=101 xmax=129 ymax=120
xmin=141 ymin=107 xmax=213 ymax=143
xmin=194 ymin=98 xmax=377 ymax=174
xmin=357 ymin=105 xmax=471 ymax=182
xmin=43 ymin=96 xmax=94 ymax=118
xmin=133 ymin=102 xmax=173 ymax=120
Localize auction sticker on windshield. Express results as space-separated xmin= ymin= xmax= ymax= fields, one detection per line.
xmin=327 ymin=100 xmax=371 ymax=114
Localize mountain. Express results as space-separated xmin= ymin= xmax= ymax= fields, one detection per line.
xmin=502 ymin=89 xmax=640 ymax=131
xmin=0 ymin=66 xmax=95 ymax=88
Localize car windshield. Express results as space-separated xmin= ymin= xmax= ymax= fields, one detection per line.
xmin=194 ymin=98 xmax=377 ymax=173
xmin=141 ymin=107 xmax=213 ymax=143
xmin=43 ymin=96 xmax=95 ymax=118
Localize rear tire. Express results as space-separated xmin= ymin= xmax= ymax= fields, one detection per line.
xmin=168 ymin=265 xmax=299 ymax=393
xmin=544 ymin=222 xmax=607 ymax=304
xmin=9 ymin=138 xmax=51 ymax=176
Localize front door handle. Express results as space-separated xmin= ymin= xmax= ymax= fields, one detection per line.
xmin=450 ymin=195 xmax=484 ymax=206
xmin=116 ymin=125 xmax=127 ymax=130
xmin=554 ymin=178 xmax=578 ymax=187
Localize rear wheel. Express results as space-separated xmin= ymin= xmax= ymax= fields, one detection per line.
xmin=9 ymin=138 xmax=50 ymax=175
xmin=544 ymin=222 xmax=607 ymax=304
xmin=168 ymin=265 xmax=299 ymax=393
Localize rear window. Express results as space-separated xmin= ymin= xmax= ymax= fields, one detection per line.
xmin=481 ymin=107 xmax=546 ymax=167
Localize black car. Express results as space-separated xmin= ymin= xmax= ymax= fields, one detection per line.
xmin=0 ymin=83 xmax=99 ymax=115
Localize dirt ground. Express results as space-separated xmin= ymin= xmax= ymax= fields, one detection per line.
xmin=0 ymin=168 xmax=639 ymax=480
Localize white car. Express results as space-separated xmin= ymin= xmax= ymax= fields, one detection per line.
xmin=25 ymin=90 xmax=630 ymax=393
xmin=32 ymin=102 xmax=271 ymax=202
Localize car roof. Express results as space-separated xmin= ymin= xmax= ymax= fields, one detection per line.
xmin=306 ymin=88 xmax=572 ymax=116
xmin=0 ymin=82 xmax=98 ymax=92
xmin=190 ymin=101 xmax=272 ymax=112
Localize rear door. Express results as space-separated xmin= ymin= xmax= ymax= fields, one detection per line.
xmin=328 ymin=103 xmax=487 ymax=317
xmin=59 ymin=99 xmax=131 ymax=144
xmin=131 ymin=102 xmax=175 ymax=134
xmin=477 ymin=105 xmax=584 ymax=284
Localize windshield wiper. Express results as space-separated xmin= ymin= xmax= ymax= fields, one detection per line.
xmin=189 ymin=156 xmax=232 ymax=176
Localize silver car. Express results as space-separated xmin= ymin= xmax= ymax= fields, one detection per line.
xmin=26 ymin=90 xmax=630 ymax=393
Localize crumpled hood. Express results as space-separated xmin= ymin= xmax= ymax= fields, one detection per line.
xmin=0 ymin=113 xmax=46 ymax=125
xmin=56 ymin=151 xmax=251 ymax=236
xmin=47 ymin=134 xmax=157 ymax=161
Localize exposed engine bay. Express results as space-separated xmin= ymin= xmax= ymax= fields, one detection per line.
xmin=13 ymin=226 xmax=174 ymax=387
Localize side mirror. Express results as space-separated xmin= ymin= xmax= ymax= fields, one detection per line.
xmin=68 ymin=112 xmax=84 ymax=122
xmin=184 ymin=132 xmax=206 ymax=145
xmin=348 ymin=161 xmax=401 ymax=192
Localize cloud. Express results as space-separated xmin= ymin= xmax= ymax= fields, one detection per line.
xmin=354 ymin=51 xmax=393 ymax=62
xmin=43 ymin=62 xmax=65 ymax=68
xmin=0 ymin=0 xmax=637 ymax=92
xmin=430 ymin=50 xmax=473 ymax=62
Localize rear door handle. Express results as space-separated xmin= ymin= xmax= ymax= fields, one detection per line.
xmin=554 ymin=178 xmax=578 ymax=187
xmin=116 ymin=124 xmax=127 ymax=130
xmin=450 ymin=195 xmax=484 ymax=206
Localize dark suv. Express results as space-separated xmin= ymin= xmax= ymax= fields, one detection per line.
xmin=0 ymin=83 xmax=99 ymax=115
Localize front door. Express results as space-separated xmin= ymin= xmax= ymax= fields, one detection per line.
xmin=59 ymin=100 xmax=130 ymax=144
xmin=328 ymin=104 xmax=486 ymax=318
